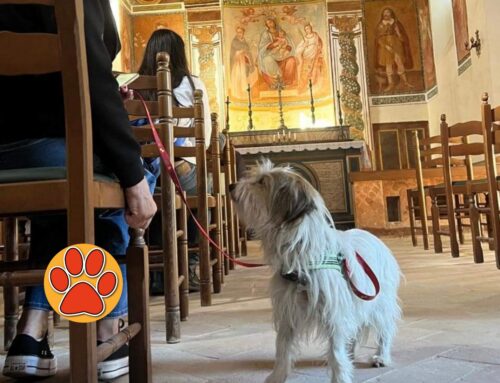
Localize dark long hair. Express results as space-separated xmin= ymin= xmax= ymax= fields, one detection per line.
xmin=138 ymin=29 xmax=192 ymax=100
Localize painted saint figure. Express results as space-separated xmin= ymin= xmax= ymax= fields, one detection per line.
xmin=257 ymin=18 xmax=297 ymax=88
xmin=296 ymin=23 xmax=324 ymax=90
xmin=375 ymin=7 xmax=413 ymax=92
xmin=230 ymin=26 xmax=257 ymax=99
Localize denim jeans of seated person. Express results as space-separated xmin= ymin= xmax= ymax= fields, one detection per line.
xmin=148 ymin=161 xmax=211 ymax=292
xmin=0 ymin=138 xmax=160 ymax=317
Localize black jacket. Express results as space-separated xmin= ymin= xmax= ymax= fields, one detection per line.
xmin=0 ymin=0 xmax=143 ymax=188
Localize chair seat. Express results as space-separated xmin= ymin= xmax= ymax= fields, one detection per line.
xmin=450 ymin=178 xmax=488 ymax=193
xmin=0 ymin=167 xmax=124 ymax=215
xmin=153 ymin=192 xmax=183 ymax=209
xmin=187 ymin=195 xmax=217 ymax=209
xmin=0 ymin=167 xmax=116 ymax=184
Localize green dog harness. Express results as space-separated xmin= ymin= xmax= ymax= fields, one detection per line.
xmin=281 ymin=252 xmax=344 ymax=285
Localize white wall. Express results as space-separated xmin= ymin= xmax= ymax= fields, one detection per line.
xmin=367 ymin=0 xmax=500 ymax=136
xmin=426 ymin=0 xmax=491 ymax=133
xmin=370 ymin=102 xmax=428 ymax=124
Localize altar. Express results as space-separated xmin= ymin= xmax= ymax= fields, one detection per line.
xmin=230 ymin=128 xmax=370 ymax=229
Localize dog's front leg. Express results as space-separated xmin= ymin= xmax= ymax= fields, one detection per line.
xmin=265 ymin=323 xmax=294 ymax=383
xmin=327 ymin=336 xmax=353 ymax=383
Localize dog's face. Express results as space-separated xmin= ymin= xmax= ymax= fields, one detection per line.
xmin=230 ymin=160 xmax=319 ymax=231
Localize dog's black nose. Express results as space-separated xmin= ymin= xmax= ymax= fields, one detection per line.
xmin=229 ymin=183 xmax=237 ymax=192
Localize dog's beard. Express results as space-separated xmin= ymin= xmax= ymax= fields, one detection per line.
xmin=231 ymin=163 xmax=339 ymax=275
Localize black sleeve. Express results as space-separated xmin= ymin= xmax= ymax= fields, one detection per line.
xmin=84 ymin=0 xmax=144 ymax=188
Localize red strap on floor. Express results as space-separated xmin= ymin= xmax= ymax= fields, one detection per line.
xmin=134 ymin=91 xmax=265 ymax=268
xmin=344 ymin=253 xmax=381 ymax=301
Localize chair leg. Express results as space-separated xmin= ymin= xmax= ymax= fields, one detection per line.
xmin=485 ymin=194 xmax=495 ymax=251
xmin=407 ymin=190 xmax=417 ymax=247
xmin=69 ymin=323 xmax=97 ymax=383
xmin=455 ymin=194 xmax=465 ymax=245
xmin=485 ymin=190 xmax=500 ymax=269
xmin=199 ymin=204 xmax=211 ymax=306
xmin=240 ymin=224 xmax=248 ymax=257
xmin=127 ymin=229 xmax=152 ymax=382
xmin=4 ymin=217 xmax=19 ymax=351
xmin=223 ymin=205 xmax=230 ymax=275
xmin=468 ymin=192 xmax=484 ymax=263
xmin=178 ymin=200 xmax=189 ymax=322
xmin=417 ymin=192 xmax=429 ymax=250
xmin=212 ymin=194 xmax=223 ymax=294
xmin=234 ymin=215 xmax=241 ymax=258
xmin=431 ymin=194 xmax=443 ymax=253
xmin=163 ymin=202 xmax=180 ymax=343
xmin=225 ymin=194 xmax=236 ymax=271
xmin=446 ymin=192 xmax=460 ymax=258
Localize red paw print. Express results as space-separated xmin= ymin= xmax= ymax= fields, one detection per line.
xmin=48 ymin=247 xmax=118 ymax=317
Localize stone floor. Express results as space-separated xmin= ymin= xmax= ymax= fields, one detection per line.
xmin=1 ymin=236 xmax=500 ymax=382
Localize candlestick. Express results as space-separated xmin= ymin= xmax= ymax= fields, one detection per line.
xmin=247 ymin=84 xmax=254 ymax=131
xmin=225 ymin=96 xmax=231 ymax=132
xmin=336 ymin=89 xmax=344 ymax=127
xmin=276 ymin=76 xmax=288 ymax=130
xmin=309 ymin=79 xmax=316 ymax=126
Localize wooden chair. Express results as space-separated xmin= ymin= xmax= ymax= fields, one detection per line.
xmin=407 ymin=133 xmax=465 ymax=252
xmin=209 ymin=112 xmax=224 ymax=289
xmin=1 ymin=218 xmax=62 ymax=351
xmin=479 ymin=93 xmax=500 ymax=268
xmin=172 ymin=91 xmax=223 ymax=306
xmin=441 ymin=115 xmax=488 ymax=262
xmin=1 ymin=218 xmax=20 ymax=350
xmin=0 ymin=0 xmax=151 ymax=381
xmin=127 ymin=81 xmax=221 ymax=306
xmin=230 ymin=144 xmax=248 ymax=257
xmin=222 ymin=128 xmax=237 ymax=271
xmin=123 ymin=64 xmax=188 ymax=344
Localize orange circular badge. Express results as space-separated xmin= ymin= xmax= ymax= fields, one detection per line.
xmin=43 ymin=244 xmax=123 ymax=323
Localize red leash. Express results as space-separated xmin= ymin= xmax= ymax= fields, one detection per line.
xmin=134 ymin=92 xmax=380 ymax=298
xmin=134 ymin=91 xmax=264 ymax=268
xmin=344 ymin=253 xmax=380 ymax=301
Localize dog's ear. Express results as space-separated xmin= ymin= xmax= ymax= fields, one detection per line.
xmin=270 ymin=177 xmax=316 ymax=225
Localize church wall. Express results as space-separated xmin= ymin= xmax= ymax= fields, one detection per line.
xmin=426 ymin=0 xmax=500 ymax=134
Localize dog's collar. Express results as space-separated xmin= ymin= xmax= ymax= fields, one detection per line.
xmin=281 ymin=252 xmax=344 ymax=286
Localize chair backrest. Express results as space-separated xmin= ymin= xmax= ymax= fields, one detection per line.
xmin=413 ymin=132 xmax=461 ymax=197
xmin=441 ymin=115 xmax=483 ymax=189
xmin=124 ymin=53 xmax=177 ymax=246
xmin=210 ymin=113 xmax=222 ymax=197
xmin=418 ymin=134 xmax=463 ymax=169
xmin=480 ymin=93 xmax=500 ymax=206
xmin=0 ymin=0 xmax=93 ymax=243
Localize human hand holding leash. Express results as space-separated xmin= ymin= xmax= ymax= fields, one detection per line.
xmin=124 ymin=177 xmax=157 ymax=229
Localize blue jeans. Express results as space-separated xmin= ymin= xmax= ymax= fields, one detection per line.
xmin=0 ymin=138 xmax=159 ymax=318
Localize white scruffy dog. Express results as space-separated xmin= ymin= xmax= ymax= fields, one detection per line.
xmin=229 ymin=161 xmax=401 ymax=383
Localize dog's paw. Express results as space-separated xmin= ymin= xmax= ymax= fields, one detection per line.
xmin=264 ymin=373 xmax=286 ymax=383
xmin=372 ymin=355 xmax=389 ymax=368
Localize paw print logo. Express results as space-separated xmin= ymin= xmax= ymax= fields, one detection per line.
xmin=44 ymin=244 xmax=123 ymax=323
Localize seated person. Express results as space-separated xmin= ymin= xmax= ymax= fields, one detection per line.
xmin=134 ymin=29 xmax=222 ymax=293
xmin=0 ymin=1 xmax=157 ymax=380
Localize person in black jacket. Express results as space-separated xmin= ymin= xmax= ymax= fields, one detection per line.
xmin=0 ymin=0 xmax=157 ymax=380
